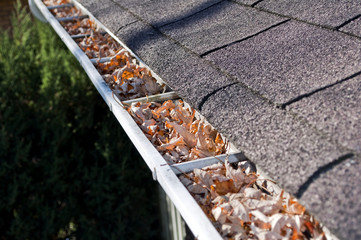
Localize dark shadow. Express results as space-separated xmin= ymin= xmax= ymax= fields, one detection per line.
xmin=156 ymin=0 xmax=227 ymax=28
xmin=110 ymin=0 xmax=230 ymax=53
xmin=296 ymin=153 xmax=354 ymax=198
xmin=281 ymin=70 xmax=361 ymax=109
xmin=251 ymin=0 xmax=265 ymax=7
xmin=336 ymin=14 xmax=361 ymax=29
xmin=198 ymin=82 xmax=238 ymax=111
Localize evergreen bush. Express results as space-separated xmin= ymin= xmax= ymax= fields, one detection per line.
xmin=0 ymin=2 xmax=160 ymax=239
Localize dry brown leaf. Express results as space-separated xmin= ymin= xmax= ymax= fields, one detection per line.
xmin=96 ymin=51 xmax=164 ymax=100
xmin=214 ymin=179 xmax=238 ymax=195
xmin=166 ymin=121 xmax=197 ymax=148
xmin=43 ymin=0 xmax=68 ymax=6
xmin=180 ymin=160 xmax=328 ymax=240
xmin=127 ymin=100 xmax=226 ymax=163
xmin=77 ymin=32 xmax=122 ymax=58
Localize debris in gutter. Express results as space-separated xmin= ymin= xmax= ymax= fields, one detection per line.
xmin=180 ymin=160 xmax=327 ymax=240
xmin=46 ymin=2 xmax=165 ymax=100
xmin=40 ymin=0 xmax=333 ymax=239
xmin=43 ymin=0 xmax=68 ymax=6
xmin=61 ymin=18 xmax=94 ymax=35
xmin=76 ymin=31 xmax=122 ymax=58
xmin=126 ymin=100 xmax=226 ymax=163
xmin=49 ymin=5 xmax=80 ymax=18
xmin=96 ymin=51 xmax=166 ymax=100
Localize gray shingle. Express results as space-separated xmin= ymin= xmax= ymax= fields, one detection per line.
xmin=77 ymin=0 xmax=138 ymax=33
xmin=340 ymin=17 xmax=361 ymax=37
xmin=204 ymin=20 xmax=361 ymax=105
xmin=289 ymin=75 xmax=361 ymax=154
xmin=113 ymin=0 xmax=222 ymax=28
xmin=299 ymin=157 xmax=361 ymax=240
xmin=257 ymin=0 xmax=361 ymax=28
xmin=200 ymin=83 xmax=347 ymax=194
xmin=115 ymin=21 xmax=235 ymax=109
xmin=159 ymin=1 xmax=286 ymax=55
xmin=76 ymin=0 xmax=102 ymax=9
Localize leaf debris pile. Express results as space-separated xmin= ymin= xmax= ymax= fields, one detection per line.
xmin=77 ymin=31 xmax=122 ymax=58
xmin=97 ymin=51 xmax=165 ymax=100
xmin=40 ymin=2 xmax=328 ymax=239
xmin=61 ymin=18 xmax=94 ymax=36
xmin=43 ymin=0 xmax=68 ymax=6
xmin=127 ymin=100 xmax=226 ymax=163
xmin=50 ymin=6 xmax=81 ymax=18
xmin=44 ymin=0 xmax=95 ymax=36
xmin=180 ymin=160 xmax=327 ymax=240
xmin=43 ymin=0 xmax=164 ymax=100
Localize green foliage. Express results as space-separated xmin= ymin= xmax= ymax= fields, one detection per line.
xmin=0 ymin=2 xmax=160 ymax=239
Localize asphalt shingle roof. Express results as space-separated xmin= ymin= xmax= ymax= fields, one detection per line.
xmin=159 ymin=1 xmax=285 ymax=55
xmin=289 ymin=75 xmax=361 ymax=154
xmin=340 ymin=17 xmax=361 ymax=36
xmin=204 ymin=20 xmax=361 ymax=105
xmin=77 ymin=0 xmax=361 ymax=238
xmin=257 ymin=0 xmax=361 ymax=28
xmin=299 ymin=156 xmax=361 ymax=240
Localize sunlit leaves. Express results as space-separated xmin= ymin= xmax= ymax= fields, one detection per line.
xmin=77 ymin=32 xmax=122 ymax=59
xmin=127 ymin=100 xmax=226 ymax=163
xmin=97 ymin=51 xmax=165 ymax=100
xmin=180 ymin=161 xmax=327 ymax=240
xmin=43 ymin=0 xmax=68 ymax=6
xmin=50 ymin=6 xmax=81 ymax=18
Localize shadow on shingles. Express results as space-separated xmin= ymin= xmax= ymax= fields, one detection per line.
xmin=295 ymin=153 xmax=354 ymax=199
xmin=113 ymin=0 xmax=229 ymax=54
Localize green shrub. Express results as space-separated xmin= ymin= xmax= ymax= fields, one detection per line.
xmin=0 ymin=2 xmax=161 ymax=239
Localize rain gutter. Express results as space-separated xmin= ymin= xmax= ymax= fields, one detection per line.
xmin=29 ymin=0 xmax=339 ymax=239
xmin=29 ymin=0 xmax=235 ymax=238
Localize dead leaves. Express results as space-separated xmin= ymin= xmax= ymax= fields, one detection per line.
xmin=180 ymin=160 xmax=327 ymax=240
xmin=45 ymin=1 xmax=94 ymax=35
xmin=43 ymin=2 xmax=327 ymax=239
xmin=45 ymin=0 xmax=94 ymax=35
xmin=97 ymin=51 xmax=165 ymax=100
xmin=45 ymin=0 xmax=164 ymax=100
xmin=77 ymin=31 xmax=122 ymax=58
xmin=50 ymin=6 xmax=81 ymax=18
xmin=43 ymin=0 xmax=68 ymax=6
xmin=61 ymin=18 xmax=94 ymax=36
xmin=127 ymin=100 xmax=226 ymax=163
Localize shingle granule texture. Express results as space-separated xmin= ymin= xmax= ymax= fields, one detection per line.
xmin=77 ymin=0 xmax=137 ymax=33
xmin=299 ymin=157 xmax=361 ymax=240
xmin=113 ymin=0 xmax=222 ymax=28
xmin=289 ymin=75 xmax=361 ymax=154
xmin=340 ymin=17 xmax=361 ymax=37
xmin=204 ymin=20 xmax=361 ymax=105
xmin=159 ymin=1 xmax=286 ymax=55
xmin=257 ymin=0 xmax=361 ymax=28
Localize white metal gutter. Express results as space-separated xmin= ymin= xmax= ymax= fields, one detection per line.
xmin=30 ymin=0 xmax=231 ymax=238
xmin=28 ymin=0 xmax=47 ymax=22
xmin=29 ymin=1 xmax=340 ymax=239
